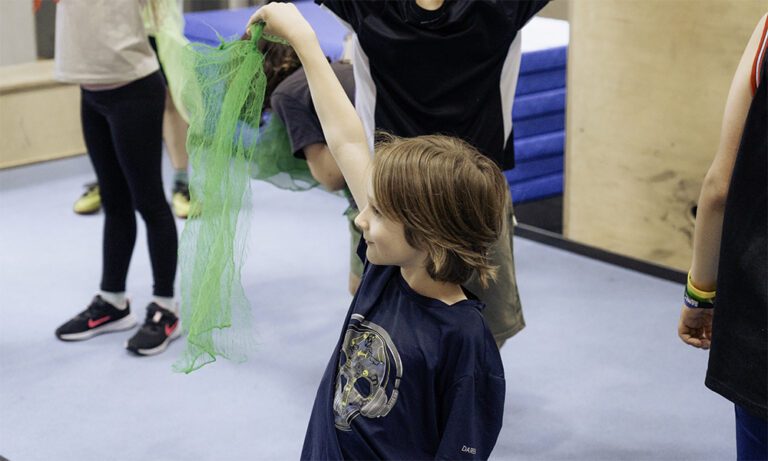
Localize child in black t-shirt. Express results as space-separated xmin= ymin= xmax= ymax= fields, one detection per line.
xmin=248 ymin=4 xmax=508 ymax=459
xmin=314 ymin=0 xmax=551 ymax=349
xmin=678 ymin=13 xmax=767 ymax=458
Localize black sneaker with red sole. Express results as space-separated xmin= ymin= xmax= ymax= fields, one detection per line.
xmin=55 ymin=295 xmax=137 ymax=341
xmin=125 ymin=303 xmax=182 ymax=356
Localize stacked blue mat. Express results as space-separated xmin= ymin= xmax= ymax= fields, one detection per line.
xmin=507 ymin=47 xmax=567 ymax=204
xmin=184 ymin=4 xmax=567 ymax=204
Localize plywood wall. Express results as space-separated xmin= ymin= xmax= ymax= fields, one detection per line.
xmin=538 ymin=0 xmax=568 ymax=21
xmin=564 ymin=0 xmax=765 ymax=271
xmin=0 ymin=60 xmax=85 ymax=169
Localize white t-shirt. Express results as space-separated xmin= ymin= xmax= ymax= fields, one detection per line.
xmin=54 ymin=0 xmax=159 ymax=84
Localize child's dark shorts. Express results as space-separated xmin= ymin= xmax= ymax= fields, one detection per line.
xmin=464 ymin=190 xmax=525 ymax=345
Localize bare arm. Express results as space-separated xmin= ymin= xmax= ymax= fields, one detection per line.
xmin=679 ymin=13 xmax=767 ymax=349
xmin=689 ymin=13 xmax=766 ymax=290
xmin=303 ymin=143 xmax=347 ymax=191
xmin=247 ymin=4 xmax=370 ymax=210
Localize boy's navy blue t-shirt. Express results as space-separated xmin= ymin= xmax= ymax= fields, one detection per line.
xmin=301 ymin=239 xmax=505 ymax=460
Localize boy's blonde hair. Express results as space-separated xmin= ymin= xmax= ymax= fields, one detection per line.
xmin=371 ymin=133 xmax=508 ymax=288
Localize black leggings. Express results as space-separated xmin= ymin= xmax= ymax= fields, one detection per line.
xmin=81 ymin=71 xmax=177 ymax=297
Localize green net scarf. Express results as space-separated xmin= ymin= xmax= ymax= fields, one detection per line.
xmin=174 ymin=23 xmax=320 ymax=373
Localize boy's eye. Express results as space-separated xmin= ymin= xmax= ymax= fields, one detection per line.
xmin=371 ymin=206 xmax=381 ymax=216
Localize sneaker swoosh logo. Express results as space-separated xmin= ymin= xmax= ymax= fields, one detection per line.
xmin=88 ymin=316 xmax=111 ymax=328
xmin=165 ymin=321 xmax=178 ymax=337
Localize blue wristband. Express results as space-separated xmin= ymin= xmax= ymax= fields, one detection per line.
xmin=684 ymin=292 xmax=714 ymax=309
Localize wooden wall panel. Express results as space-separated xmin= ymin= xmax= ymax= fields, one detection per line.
xmin=539 ymin=0 xmax=569 ymax=21
xmin=564 ymin=0 xmax=765 ymax=270
xmin=0 ymin=60 xmax=85 ymax=169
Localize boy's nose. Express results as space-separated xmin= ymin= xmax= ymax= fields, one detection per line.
xmin=354 ymin=208 xmax=368 ymax=230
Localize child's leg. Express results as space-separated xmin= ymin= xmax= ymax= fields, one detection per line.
xmin=107 ymin=72 xmax=178 ymax=298
xmin=163 ymin=90 xmax=191 ymax=218
xmin=163 ymin=89 xmax=189 ymax=174
xmin=81 ymin=90 xmax=137 ymax=294
xmin=148 ymin=35 xmax=188 ymax=180
xmin=464 ymin=190 xmax=525 ymax=347
xmin=735 ymin=405 xmax=768 ymax=461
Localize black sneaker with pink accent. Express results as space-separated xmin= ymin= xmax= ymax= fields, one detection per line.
xmin=125 ymin=303 xmax=182 ymax=356
xmin=55 ymin=295 xmax=137 ymax=341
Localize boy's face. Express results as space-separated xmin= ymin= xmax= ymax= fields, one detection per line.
xmin=354 ymin=180 xmax=425 ymax=269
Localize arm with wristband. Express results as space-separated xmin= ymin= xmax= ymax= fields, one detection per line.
xmin=678 ymin=13 xmax=768 ymax=349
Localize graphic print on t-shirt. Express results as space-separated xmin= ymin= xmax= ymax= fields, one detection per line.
xmin=333 ymin=314 xmax=403 ymax=431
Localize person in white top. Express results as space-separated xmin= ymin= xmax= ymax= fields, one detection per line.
xmin=53 ymin=0 xmax=182 ymax=356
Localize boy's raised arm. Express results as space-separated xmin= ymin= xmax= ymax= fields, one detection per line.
xmin=247 ymin=3 xmax=370 ymax=210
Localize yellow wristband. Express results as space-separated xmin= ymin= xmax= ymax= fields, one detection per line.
xmin=687 ymin=271 xmax=716 ymax=301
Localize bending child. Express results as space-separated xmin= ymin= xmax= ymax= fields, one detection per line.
xmin=259 ymin=38 xmax=362 ymax=294
xmin=249 ymin=4 xmax=507 ymax=459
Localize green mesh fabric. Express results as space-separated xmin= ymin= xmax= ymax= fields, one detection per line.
xmin=249 ymin=113 xmax=319 ymax=191
xmin=143 ymin=0 xmax=190 ymax=122
xmin=173 ymin=24 xmax=275 ymax=373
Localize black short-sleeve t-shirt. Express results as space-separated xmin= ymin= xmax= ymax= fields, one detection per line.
xmin=315 ymin=0 xmax=549 ymax=169
xmin=705 ymin=43 xmax=767 ymax=419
